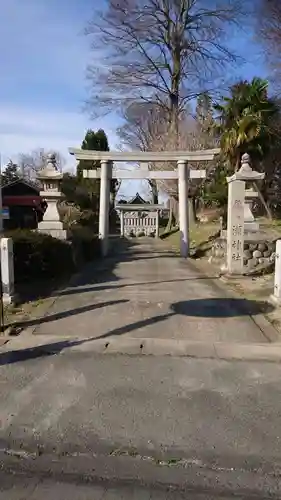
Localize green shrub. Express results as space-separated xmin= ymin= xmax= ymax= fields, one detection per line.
xmin=69 ymin=225 xmax=101 ymax=263
xmin=109 ymin=209 xmax=119 ymax=234
xmin=3 ymin=229 xmax=75 ymax=283
xmin=77 ymin=210 xmax=99 ymax=233
xmin=159 ymin=216 xmax=169 ymax=228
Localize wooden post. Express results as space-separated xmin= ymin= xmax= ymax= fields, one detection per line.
xmin=0 ymin=238 xmax=15 ymax=304
xmin=155 ymin=211 xmax=159 ymax=238
xmin=271 ymin=240 xmax=281 ymax=305
xmin=120 ymin=210 xmax=124 ymax=237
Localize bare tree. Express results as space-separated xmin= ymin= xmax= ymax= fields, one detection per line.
xmin=118 ymin=99 xmax=218 ymax=224
xmin=118 ymin=101 xmax=167 ymax=152
xmin=150 ymin=112 xmax=218 ymax=222
xmin=86 ymin=0 xmax=249 ymax=129
xmin=118 ymin=101 xmax=171 ymax=202
xmin=256 ymin=0 xmax=281 ymax=91
xmin=18 ymin=149 xmax=65 ymax=184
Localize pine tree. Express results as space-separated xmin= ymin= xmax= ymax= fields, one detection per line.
xmin=77 ymin=129 xmax=119 ymax=202
xmin=76 ymin=129 xmax=109 ymax=181
xmin=1 ymin=160 xmax=20 ymax=185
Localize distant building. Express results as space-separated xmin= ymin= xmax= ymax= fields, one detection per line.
xmin=127 ymin=193 xmax=149 ymax=205
xmin=1 ymin=179 xmax=47 ymax=230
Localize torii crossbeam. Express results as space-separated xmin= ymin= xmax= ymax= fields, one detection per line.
xmin=69 ymin=148 xmax=220 ymax=257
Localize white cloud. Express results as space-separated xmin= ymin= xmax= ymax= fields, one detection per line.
xmin=0 ymin=105 xmax=119 ymax=170
xmin=0 ymin=103 xmax=144 ymax=195
xmin=0 ymin=0 xmax=143 ymax=195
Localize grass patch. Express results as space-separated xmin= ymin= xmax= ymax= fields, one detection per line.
xmin=162 ymin=222 xmax=220 ymax=257
xmin=159 ymin=227 xmax=179 ymax=239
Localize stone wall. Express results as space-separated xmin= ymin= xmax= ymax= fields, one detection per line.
xmin=209 ymin=237 xmax=276 ymax=271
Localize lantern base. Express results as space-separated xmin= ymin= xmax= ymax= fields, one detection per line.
xmin=37 ymin=221 xmax=67 ymax=240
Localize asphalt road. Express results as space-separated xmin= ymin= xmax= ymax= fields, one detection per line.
xmin=0 ymin=468 xmax=265 ymax=500
xmin=1 ymin=352 xmax=281 ymax=497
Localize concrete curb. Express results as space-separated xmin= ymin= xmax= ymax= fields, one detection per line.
xmin=2 ymin=336 xmax=281 ymax=362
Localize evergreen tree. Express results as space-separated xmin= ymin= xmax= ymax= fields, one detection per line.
xmin=76 ymin=129 xmax=109 ymax=207
xmin=1 ymin=160 xmax=20 ymax=185
xmin=214 ymin=77 xmax=278 ymax=171
xmin=77 ymin=128 xmax=119 ymax=201
xmin=76 ymin=129 xmax=109 ymax=181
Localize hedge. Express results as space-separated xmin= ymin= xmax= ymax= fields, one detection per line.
xmin=69 ymin=226 xmax=101 ymax=263
xmin=3 ymin=229 xmax=75 ymax=283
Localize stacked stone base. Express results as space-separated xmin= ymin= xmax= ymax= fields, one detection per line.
xmin=209 ymin=237 xmax=276 ymax=271
xmin=243 ymin=241 xmax=276 ymax=268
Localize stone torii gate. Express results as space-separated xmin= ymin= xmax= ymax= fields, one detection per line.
xmin=69 ymin=148 xmax=220 ymax=258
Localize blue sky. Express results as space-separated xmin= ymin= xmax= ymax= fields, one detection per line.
xmin=0 ymin=0 xmax=119 ymax=167
xmin=0 ymin=0 xmax=269 ymax=197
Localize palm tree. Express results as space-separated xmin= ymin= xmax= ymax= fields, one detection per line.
xmin=214 ymin=77 xmax=279 ymax=172
xmin=213 ymin=77 xmax=279 ymax=218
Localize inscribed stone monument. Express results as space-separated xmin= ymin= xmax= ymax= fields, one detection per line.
xmin=226 ymin=180 xmax=245 ymax=274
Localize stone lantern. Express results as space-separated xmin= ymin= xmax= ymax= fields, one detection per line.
xmin=37 ymin=153 xmax=66 ymax=239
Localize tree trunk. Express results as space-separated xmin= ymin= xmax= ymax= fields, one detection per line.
xmin=235 ymin=154 xmax=240 ymax=172
xmin=188 ymin=197 xmax=197 ymax=225
xmin=148 ymin=179 xmax=158 ymax=204
xmin=253 ymin=181 xmax=273 ymax=220
xmin=170 ymin=94 xmax=179 ymax=142
xmin=166 ymin=197 xmax=176 ymax=232
xmin=170 ymin=40 xmax=181 ymax=144
xmin=166 ymin=205 xmax=174 ymax=232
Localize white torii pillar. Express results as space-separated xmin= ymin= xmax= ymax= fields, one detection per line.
xmin=99 ymin=160 xmax=112 ymax=257
xmin=178 ymin=160 xmax=189 ymax=258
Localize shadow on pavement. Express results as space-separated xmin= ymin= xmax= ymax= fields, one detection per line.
xmin=171 ymin=298 xmax=274 ymax=318
xmin=60 ymin=276 xmax=219 ymax=297
xmin=0 ymin=298 xmax=273 ymax=366
xmin=8 ymin=300 xmax=128 ymax=332
xmin=13 ymin=237 xmax=141 ymax=304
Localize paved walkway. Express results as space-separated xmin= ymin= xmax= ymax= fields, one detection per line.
xmin=27 ymin=239 xmax=267 ymax=343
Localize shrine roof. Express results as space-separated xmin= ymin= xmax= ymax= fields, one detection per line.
xmin=127 ymin=192 xmax=149 ymax=205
